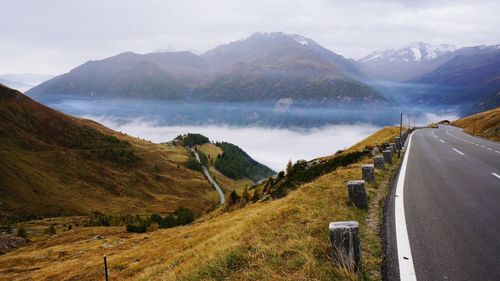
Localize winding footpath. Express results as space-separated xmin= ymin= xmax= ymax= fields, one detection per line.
xmin=385 ymin=125 xmax=500 ymax=281
xmin=191 ymin=149 xmax=225 ymax=205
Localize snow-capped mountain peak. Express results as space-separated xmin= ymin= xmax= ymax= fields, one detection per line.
xmin=360 ymin=42 xmax=457 ymax=63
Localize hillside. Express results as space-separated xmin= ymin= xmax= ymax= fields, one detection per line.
xmin=0 ymin=126 xmax=403 ymax=280
xmin=451 ymin=107 xmax=500 ymax=141
xmin=175 ymin=134 xmax=275 ymax=184
xmin=0 ymin=84 xmax=215 ymax=222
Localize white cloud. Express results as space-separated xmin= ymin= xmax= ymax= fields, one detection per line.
xmin=1 ymin=0 xmax=499 ymax=74
xmin=84 ymin=115 xmax=379 ymax=171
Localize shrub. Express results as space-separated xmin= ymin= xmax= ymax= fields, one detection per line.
xmin=186 ymin=156 xmax=202 ymax=171
xmin=175 ymin=207 xmax=195 ymax=225
xmin=126 ymin=224 xmax=148 ymax=233
xmin=46 ymin=225 xmax=56 ymax=235
xmin=150 ymin=213 xmax=162 ymax=225
xmin=17 ymin=225 xmax=27 ymax=238
xmin=229 ymin=190 xmax=240 ymax=205
xmin=159 ymin=214 xmax=177 ymax=228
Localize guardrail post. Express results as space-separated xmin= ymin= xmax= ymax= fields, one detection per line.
xmin=329 ymin=221 xmax=361 ymax=271
xmin=347 ymin=180 xmax=368 ymax=209
xmin=373 ymin=155 xmax=385 ymax=169
xmin=361 ymin=164 xmax=375 ymax=184
xmin=383 ymin=149 xmax=393 ymax=164
xmin=104 ymin=255 xmax=109 ymax=281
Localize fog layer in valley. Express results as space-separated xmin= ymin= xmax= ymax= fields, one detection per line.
xmin=36 ymin=96 xmax=459 ymax=171
xmin=85 ymin=111 xmax=457 ymax=171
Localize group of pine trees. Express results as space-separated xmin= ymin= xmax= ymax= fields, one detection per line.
xmin=87 ymin=207 xmax=196 ymax=233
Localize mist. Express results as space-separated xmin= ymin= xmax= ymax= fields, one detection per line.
xmin=83 ymin=110 xmax=458 ymax=171
xmin=83 ymin=116 xmax=379 ymax=171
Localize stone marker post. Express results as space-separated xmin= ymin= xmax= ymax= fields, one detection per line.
xmin=383 ymin=150 xmax=393 ymax=164
xmin=347 ymin=180 xmax=368 ymax=209
xmin=329 ymin=221 xmax=361 ymax=271
xmin=361 ymin=164 xmax=375 ymax=183
xmin=373 ymin=155 xmax=385 ymax=169
xmin=389 ymin=143 xmax=396 ymax=153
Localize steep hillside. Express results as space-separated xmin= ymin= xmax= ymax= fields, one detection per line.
xmin=175 ymin=134 xmax=275 ymax=184
xmin=214 ymin=142 xmax=275 ymax=182
xmin=0 ymin=84 xmax=215 ymax=222
xmin=0 ymin=127 xmax=403 ymax=280
xmin=451 ymin=107 xmax=500 ymax=141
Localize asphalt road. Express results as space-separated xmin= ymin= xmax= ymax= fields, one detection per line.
xmin=385 ymin=125 xmax=500 ymax=281
xmin=192 ymin=149 xmax=225 ymax=205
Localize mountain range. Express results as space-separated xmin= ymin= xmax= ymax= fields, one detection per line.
xmin=27 ymin=32 xmax=385 ymax=105
xmin=358 ymin=42 xmax=500 ymax=81
xmin=25 ymin=32 xmax=500 ymax=113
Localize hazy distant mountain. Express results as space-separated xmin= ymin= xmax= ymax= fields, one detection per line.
xmin=27 ymin=51 xmax=210 ymax=99
xmin=0 ymin=77 xmax=32 ymax=91
xmin=28 ymin=32 xmax=383 ymax=104
xmin=0 ymin=73 xmax=55 ymax=86
xmin=196 ymin=32 xmax=383 ymax=103
xmin=411 ymin=51 xmax=500 ymax=113
xmin=358 ymin=42 xmax=500 ymax=81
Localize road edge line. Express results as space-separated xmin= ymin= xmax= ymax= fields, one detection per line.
xmin=394 ymin=131 xmax=417 ymax=281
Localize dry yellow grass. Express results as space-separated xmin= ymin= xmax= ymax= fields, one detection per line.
xmin=0 ymin=86 xmax=216 ymax=220
xmin=196 ymin=143 xmax=223 ymax=161
xmin=0 ymin=127 xmax=401 ymax=281
xmin=451 ymin=107 xmax=500 ymax=141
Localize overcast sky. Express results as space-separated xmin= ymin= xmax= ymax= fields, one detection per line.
xmin=1 ymin=0 xmax=499 ymax=74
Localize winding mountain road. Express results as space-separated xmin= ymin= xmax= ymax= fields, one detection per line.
xmin=192 ymin=149 xmax=225 ymax=205
xmin=385 ymin=125 xmax=500 ymax=281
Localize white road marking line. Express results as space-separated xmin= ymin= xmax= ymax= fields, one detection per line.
xmin=488 ymin=148 xmax=493 ymax=151
xmin=481 ymin=145 xmax=486 ymax=148
xmin=395 ymin=131 xmax=417 ymax=281
xmin=495 ymin=150 xmax=500 ymax=154
xmin=453 ymin=148 xmax=464 ymax=155
xmin=492 ymin=173 xmax=500 ymax=180
xmin=439 ymin=139 xmax=445 ymax=143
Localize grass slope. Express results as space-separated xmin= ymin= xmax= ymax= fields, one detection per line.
xmin=451 ymin=107 xmax=500 ymax=141
xmin=0 ymin=84 xmax=215 ymax=222
xmin=0 ymin=126 xmax=402 ymax=280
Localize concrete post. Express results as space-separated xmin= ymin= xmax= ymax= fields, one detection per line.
xmin=329 ymin=221 xmax=361 ymax=271
xmin=383 ymin=150 xmax=393 ymax=164
xmin=347 ymin=180 xmax=368 ymax=209
xmin=361 ymin=164 xmax=375 ymax=183
xmin=373 ymin=155 xmax=385 ymax=169
xmin=389 ymin=143 xmax=397 ymax=153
